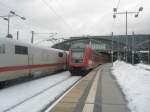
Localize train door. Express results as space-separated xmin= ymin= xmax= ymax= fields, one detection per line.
xmin=28 ymin=54 xmax=33 ymax=65
xmin=28 ymin=54 xmax=34 ymax=76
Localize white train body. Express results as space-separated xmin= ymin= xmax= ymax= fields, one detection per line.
xmin=0 ymin=38 xmax=67 ymax=82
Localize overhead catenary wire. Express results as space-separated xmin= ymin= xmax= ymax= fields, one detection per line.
xmin=115 ymin=0 xmax=144 ymax=11
xmin=116 ymin=0 xmax=121 ymax=9
xmin=41 ymin=0 xmax=73 ymax=31
xmin=0 ymin=0 xmax=78 ymax=38
xmin=41 ymin=0 xmax=78 ymax=36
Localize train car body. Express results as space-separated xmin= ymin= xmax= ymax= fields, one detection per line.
xmin=68 ymin=40 xmax=110 ymax=74
xmin=0 ymin=38 xmax=67 ymax=87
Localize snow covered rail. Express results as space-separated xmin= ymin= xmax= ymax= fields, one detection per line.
xmin=3 ymin=78 xmax=70 ymax=112
xmin=0 ymin=71 xmax=81 ymax=112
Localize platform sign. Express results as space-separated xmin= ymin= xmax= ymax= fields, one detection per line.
xmin=92 ymin=44 xmax=106 ymax=50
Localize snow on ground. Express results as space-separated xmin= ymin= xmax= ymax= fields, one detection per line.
xmin=9 ymin=77 xmax=80 ymax=112
xmin=0 ymin=71 xmax=81 ymax=112
xmin=136 ymin=63 xmax=150 ymax=70
xmin=112 ymin=61 xmax=150 ymax=112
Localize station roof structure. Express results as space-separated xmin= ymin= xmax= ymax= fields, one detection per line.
xmin=52 ymin=35 xmax=112 ymax=52
xmin=52 ymin=34 xmax=150 ymax=53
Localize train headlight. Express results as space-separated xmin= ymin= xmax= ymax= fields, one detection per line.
xmin=88 ymin=60 xmax=92 ymax=65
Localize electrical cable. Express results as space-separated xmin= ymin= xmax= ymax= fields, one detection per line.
xmin=41 ymin=0 xmax=77 ymax=35
xmin=116 ymin=0 xmax=121 ymax=9
xmin=0 ymin=0 xmax=78 ymax=40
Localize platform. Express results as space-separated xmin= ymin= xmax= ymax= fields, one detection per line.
xmin=49 ymin=64 xmax=130 ymax=112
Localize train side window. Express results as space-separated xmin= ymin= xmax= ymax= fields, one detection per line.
xmin=15 ymin=45 xmax=28 ymax=55
xmin=58 ymin=52 xmax=63 ymax=57
xmin=0 ymin=44 xmax=5 ymax=54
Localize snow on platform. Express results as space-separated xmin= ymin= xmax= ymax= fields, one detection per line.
xmin=136 ymin=63 xmax=150 ymax=70
xmin=0 ymin=71 xmax=81 ymax=112
xmin=112 ymin=61 xmax=150 ymax=112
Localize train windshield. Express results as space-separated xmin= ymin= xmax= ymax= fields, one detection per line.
xmin=72 ymin=50 xmax=83 ymax=59
xmin=71 ymin=49 xmax=84 ymax=63
xmin=70 ymin=40 xmax=89 ymax=63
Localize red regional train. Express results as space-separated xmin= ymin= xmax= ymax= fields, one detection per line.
xmin=68 ymin=40 xmax=110 ymax=75
xmin=0 ymin=37 xmax=67 ymax=88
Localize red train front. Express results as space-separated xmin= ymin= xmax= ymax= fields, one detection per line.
xmin=68 ymin=40 xmax=110 ymax=75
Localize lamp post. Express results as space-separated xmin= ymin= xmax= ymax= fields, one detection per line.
xmin=113 ymin=7 xmax=143 ymax=62
xmin=0 ymin=11 xmax=26 ymax=38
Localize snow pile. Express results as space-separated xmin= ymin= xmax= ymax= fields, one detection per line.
xmin=137 ymin=63 xmax=150 ymax=70
xmin=112 ymin=61 xmax=150 ymax=112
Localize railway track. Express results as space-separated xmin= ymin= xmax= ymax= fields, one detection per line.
xmin=0 ymin=72 xmax=81 ymax=112
xmin=4 ymin=78 xmax=70 ymax=112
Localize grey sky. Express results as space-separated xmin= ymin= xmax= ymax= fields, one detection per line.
xmin=0 ymin=0 xmax=149 ymax=45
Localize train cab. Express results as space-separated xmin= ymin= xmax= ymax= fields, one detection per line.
xmin=68 ymin=40 xmax=92 ymax=73
xmin=68 ymin=39 xmax=110 ymax=75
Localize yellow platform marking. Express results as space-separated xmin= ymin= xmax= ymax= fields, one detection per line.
xmin=83 ymin=69 xmax=101 ymax=112
xmin=50 ymin=71 xmax=96 ymax=112
xmin=82 ymin=104 xmax=94 ymax=112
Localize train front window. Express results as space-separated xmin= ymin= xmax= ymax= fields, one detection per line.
xmin=71 ymin=49 xmax=84 ymax=63
xmin=70 ymin=40 xmax=89 ymax=63
xmin=72 ymin=52 xmax=83 ymax=59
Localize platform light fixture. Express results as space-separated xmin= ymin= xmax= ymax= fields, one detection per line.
xmin=10 ymin=11 xmax=15 ymax=14
xmin=3 ymin=18 xmax=8 ymax=21
xmin=113 ymin=14 xmax=116 ymax=19
xmin=113 ymin=8 xmax=117 ymax=12
xmin=112 ymin=6 xmax=143 ymax=62
xmin=139 ymin=7 xmax=143 ymax=11
xmin=135 ymin=14 xmax=138 ymax=18
xmin=0 ymin=11 xmax=26 ymax=38
xmin=21 ymin=17 xmax=26 ymax=20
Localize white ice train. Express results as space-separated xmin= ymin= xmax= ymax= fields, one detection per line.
xmin=0 ymin=37 xmax=67 ymax=87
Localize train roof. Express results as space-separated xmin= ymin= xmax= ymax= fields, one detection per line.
xmin=0 ymin=37 xmax=64 ymax=52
